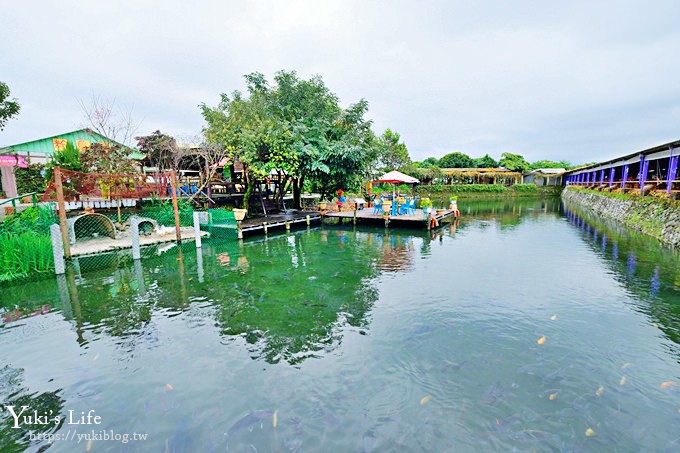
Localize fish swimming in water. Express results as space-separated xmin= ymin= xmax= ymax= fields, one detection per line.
xmin=227 ymin=410 xmax=275 ymax=435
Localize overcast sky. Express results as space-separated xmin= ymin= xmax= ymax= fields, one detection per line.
xmin=2 ymin=0 xmax=679 ymax=164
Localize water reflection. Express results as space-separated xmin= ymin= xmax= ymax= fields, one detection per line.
xmin=563 ymin=203 xmax=680 ymax=351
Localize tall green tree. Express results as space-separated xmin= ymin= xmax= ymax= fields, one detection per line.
xmin=438 ymin=151 xmax=474 ymax=168
xmin=474 ymin=154 xmax=498 ymax=168
xmin=499 ymin=152 xmax=530 ymax=172
xmin=419 ymin=157 xmax=439 ymax=168
xmin=201 ymin=71 xmax=379 ymax=208
xmin=0 ymin=82 xmax=20 ymax=131
xmin=378 ymin=129 xmax=410 ymax=171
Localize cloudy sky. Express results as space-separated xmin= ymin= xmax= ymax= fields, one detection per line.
xmin=2 ymin=0 xmax=679 ymax=164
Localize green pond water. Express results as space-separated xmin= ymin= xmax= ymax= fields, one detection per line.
xmin=1 ymin=198 xmax=680 ymax=452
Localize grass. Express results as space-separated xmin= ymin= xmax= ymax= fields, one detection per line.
xmin=0 ymin=231 xmax=54 ymax=282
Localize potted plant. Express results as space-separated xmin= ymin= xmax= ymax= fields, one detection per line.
xmin=232 ymin=208 xmax=248 ymax=221
xmin=420 ymin=198 xmax=433 ymax=214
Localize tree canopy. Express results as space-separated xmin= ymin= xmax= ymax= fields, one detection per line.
xmin=499 ymin=152 xmax=530 ymax=172
xmin=529 ymin=159 xmax=572 ymax=170
xmin=0 ymin=82 xmax=20 ymax=131
xmin=438 ymin=152 xmax=474 ymax=168
xmin=201 ymin=71 xmax=379 ymax=207
xmin=474 ymin=154 xmax=499 ymax=168
xmin=378 ymin=129 xmax=410 ymax=171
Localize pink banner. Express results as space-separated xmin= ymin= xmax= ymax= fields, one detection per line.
xmin=0 ymin=155 xmax=28 ymax=168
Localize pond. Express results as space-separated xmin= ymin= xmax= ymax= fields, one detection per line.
xmin=1 ymin=197 xmax=679 ymax=452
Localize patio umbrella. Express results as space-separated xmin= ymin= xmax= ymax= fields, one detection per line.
xmin=378 ymin=170 xmax=420 ymax=199
xmin=378 ymin=170 xmax=420 ymax=184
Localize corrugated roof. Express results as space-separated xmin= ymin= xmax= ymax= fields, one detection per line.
xmin=0 ymin=129 xmax=144 ymax=159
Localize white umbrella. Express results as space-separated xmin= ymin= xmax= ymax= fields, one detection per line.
xmin=378 ymin=170 xmax=420 ymax=184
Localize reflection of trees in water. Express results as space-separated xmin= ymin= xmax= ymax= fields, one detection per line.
xmin=0 ymin=365 xmax=65 ymax=453
xmin=564 ymin=205 xmax=680 ymax=353
xmin=208 ymin=230 xmax=382 ymax=364
xmin=378 ymin=234 xmax=416 ymax=272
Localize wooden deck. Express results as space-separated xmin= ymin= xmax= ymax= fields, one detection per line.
xmin=238 ymin=211 xmax=322 ymax=237
xmin=324 ymin=208 xmax=459 ymax=229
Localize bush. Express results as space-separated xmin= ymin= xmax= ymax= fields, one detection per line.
xmin=0 ymin=231 xmax=54 ymax=282
xmin=0 ymin=206 xmax=57 ymax=236
xmin=510 ymin=184 xmax=538 ymax=193
xmin=142 ymin=199 xmax=194 ymax=227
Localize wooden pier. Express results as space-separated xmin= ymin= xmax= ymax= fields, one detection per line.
xmin=237 ymin=211 xmax=322 ymax=237
xmin=324 ymin=208 xmax=459 ymax=229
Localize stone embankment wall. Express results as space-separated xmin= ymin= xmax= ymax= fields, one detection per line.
xmin=562 ymin=188 xmax=680 ymax=248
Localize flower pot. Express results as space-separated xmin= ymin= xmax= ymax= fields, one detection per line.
xmin=423 ymin=207 xmax=431 ymax=214
xmin=233 ymin=208 xmax=247 ymax=221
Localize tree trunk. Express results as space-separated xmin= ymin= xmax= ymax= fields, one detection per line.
xmin=293 ymin=176 xmax=303 ymax=210
xmin=243 ymin=169 xmax=253 ymax=214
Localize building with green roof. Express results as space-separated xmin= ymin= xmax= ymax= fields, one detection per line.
xmin=0 ymin=129 xmax=143 ymax=199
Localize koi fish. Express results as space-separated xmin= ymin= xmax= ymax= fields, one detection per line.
xmin=550 ymin=314 xmax=557 ymax=321
xmin=227 ymin=410 xmax=274 ymax=435
xmin=272 ymin=410 xmax=278 ymax=428
xmin=585 ymin=428 xmax=596 ymax=437
xmin=420 ymin=395 xmax=432 ymax=405
xmin=537 ymin=336 xmax=546 ymax=345
xmin=549 ymin=392 xmax=558 ymax=401
xmin=165 ymin=383 xmax=174 ymax=391
xmin=660 ymin=381 xmax=676 ymax=389
xmin=620 ymin=376 xmax=627 ymax=386
xmin=595 ymin=386 xmax=604 ymax=397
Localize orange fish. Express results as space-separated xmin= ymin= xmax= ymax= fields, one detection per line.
xmin=537 ymin=336 xmax=546 ymax=345
xmin=549 ymin=392 xmax=558 ymax=401
xmin=420 ymin=395 xmax=432 ymax=405
xmin=165 ymin=383 xmax=174 ymax=391
xmin=585 ymin=428 xmax=595 ymax=437
xmin=660 ymin=381 xmax=676 ymax=389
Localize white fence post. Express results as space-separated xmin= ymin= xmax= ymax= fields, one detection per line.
xmin=50 ymin=224 xmax=65 ymax=275
xmin=131 ymin=217 xmax=141 ymax=260
xmin=193 ymin=211 xmax=202 ymax=248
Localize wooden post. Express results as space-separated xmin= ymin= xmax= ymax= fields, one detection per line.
xmin=53 ymin=166 xmax=71 ymax=258
xmin=306 ymin=215 xmax=310 ymax=225
xmin=170 ymin=170 xmax=182 ymax=242
xmin=285 ymin=221 xmax=290 ymax=231
xmin=353 ymin=207 xmax=357 ymax=225
xmin=263 ymin=222 xmax=268 ymax=234
xmin=237 ymin=221 xmax=243 ymax=239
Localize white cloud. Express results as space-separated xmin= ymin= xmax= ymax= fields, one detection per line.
xmin=2 ymin=0 xmax=679 ymax=165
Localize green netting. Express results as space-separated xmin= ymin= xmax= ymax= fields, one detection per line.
xmin=0 ymin=200 xmax=240 ymax=284
xmin=200 ymin=209 xmax=237 ymax=239
xmin=0 ymin=206 xmax=58 ymax=283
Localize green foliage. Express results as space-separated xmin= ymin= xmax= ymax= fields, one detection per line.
xmin=438 ymin=152 xmax=474 ymax=168
xmin=142 ymin=199 xmax=194 ymax=227
xmin=0 ymin=207 xmax=57 ymax=282
xmin=0 ymin=231 xmax=54 ymax=282
xmin=474 ymin=154 xmax=499 ymax=168
xmin=378 ymin=128 xmax=410 ymax=170
xmin=0 ymin=81 xmax=20 ymax=130
xmin=0 ymin=206 xmax=57 ymax=236
xmin=421 ymin=157 xmax=439 ymax=168
xmin=14 ymin=162 xmax=46 ymax=194
xmin=510 ymin=183 xmax=538 ymax=193
xmin=499 ymin=152 xmax=530 ymax=172
xmin=529 ymin=159 xmax=571 ymax=170
xmin=202 ymin=70 xmax=380 ymax=205
xmin=419 ymin=198 xmax=433 ymax=208
xmin=45 ymin=141 xmax=82 ymax=181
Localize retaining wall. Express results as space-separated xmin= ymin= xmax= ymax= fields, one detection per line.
xmin=561 ymin=188 xmax=680 ymax=247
